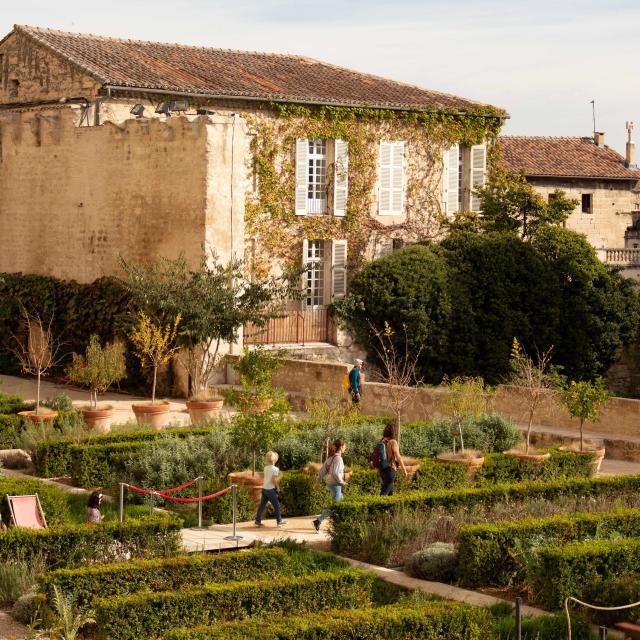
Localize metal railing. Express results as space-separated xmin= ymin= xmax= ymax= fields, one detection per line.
xmin=244 ymin=308 xmax=331 ymax=345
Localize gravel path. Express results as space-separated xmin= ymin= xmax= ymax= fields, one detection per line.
xmin=0 ymin=610 xmax=28 ymax=640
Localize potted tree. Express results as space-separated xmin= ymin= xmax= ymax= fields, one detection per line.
xmin=558 ymin=377 xmax=609 ymax=472
xmin=66 ymin=335 xmax=127 ymax=433
xmin=230 ymin=347 xmax=285 ymax=412
xmin=504 ymin=338 xmax=557 ymax=463
xmin=436 ymin=376 xmax=489 ymax=471
xmin=129 ymin=311 xmax=181 ymax=429
xmin=13 ymin=310 xmax=63 ymax=426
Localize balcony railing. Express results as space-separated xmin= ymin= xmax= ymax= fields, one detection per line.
xmin=244 ymin=309 xmax=333 ymax=345
xmin=605 ymin=248 xmax=640 ymax=266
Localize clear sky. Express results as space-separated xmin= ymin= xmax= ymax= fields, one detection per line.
xmin=2 ymin=0 xmax=639 ymax=153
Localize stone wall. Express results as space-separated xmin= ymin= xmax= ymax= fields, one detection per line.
xmin=530 ymin=177 xmax=639 ymax=249
xmin=0 ymin=108 xmax=245 ymax=282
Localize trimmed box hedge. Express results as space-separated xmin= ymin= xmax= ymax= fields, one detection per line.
xmin=457 ymin=508 xmax=640 ymax=588
xmin=330 ymin=474 xmax=640 ymax=556
xmin=39 ymin=545 xmax=346 ymax=607
xmin=34 ymin=426 xmax=214 ymax=478
xmin=532 ymin=537 xmax=640 ymax=610
xmin=163 ymin=601 xmax=493 ymax=640
xmin=95 ymin=568 xmax=375 ymax=640
xmin=70 ymin=441 xmax=151 ymax=487
xmin=0 ymin=515 xmax=181 ymax=568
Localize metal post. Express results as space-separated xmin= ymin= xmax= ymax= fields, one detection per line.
xmin=224 ymin=484 xmax=243 ymax=541
xmin=198 ymin=477 xmax=203 ymax=529
xmin=599 ymin=626 xmax=607 ymax=640
xmin=150 ymin=491 xmax=155 ymax=516
xmin=119 ymin=483 xmax=125 ymax=523
xmin=515 ymin=597 xmax=522 ymax=640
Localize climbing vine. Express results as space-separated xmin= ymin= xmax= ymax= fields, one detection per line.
xmin=242 ymin=102 xmax=506 ymax=278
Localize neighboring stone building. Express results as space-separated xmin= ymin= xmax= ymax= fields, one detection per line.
xmin=500 ymin=133 xmax=640 ymax=282
xmin=0 ymin=25 xmax=506 ymax=350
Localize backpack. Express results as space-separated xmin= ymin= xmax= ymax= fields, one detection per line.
xmin=371 ymin=440 xmax=389 ymax=470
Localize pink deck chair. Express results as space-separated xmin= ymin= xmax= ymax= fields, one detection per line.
xmin=7 ymin=495 xmax=47 ymax=529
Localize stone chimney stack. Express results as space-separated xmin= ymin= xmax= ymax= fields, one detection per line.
xmin=594 ymin=131 xmax=605 ymax=147
xmin=626 ymin=121 xmax=637 ymax=169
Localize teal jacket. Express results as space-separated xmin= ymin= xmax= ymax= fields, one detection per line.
xmin=348 ymin=366 xmax=361 ymax=394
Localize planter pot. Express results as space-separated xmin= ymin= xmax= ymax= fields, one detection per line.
xmin=558 ymin=445 xmax=606 ymax=473
xmin=186 ymin=399 xmax=223 ymax=425
xmin=503 ymin=450 xmax=551 ymax=464
xmin=228 ymin=470 xmax=264 ymax=506
xmin=18 ymin=409 xmax=57 ymax=426
xmin=82 ymin=406 xmax=114 ymax=434
xmin=303 ymin=461 xmax=352 ymax=482
xmin=402 ymin=456 xmax=422 ymax=477
xmin=251 ymin=397 xmax=273 ymax=413
xmin=436 ymin=452 xmax=485 ymax=479
xmin=132 ymin=401 xmax=171 ymax=430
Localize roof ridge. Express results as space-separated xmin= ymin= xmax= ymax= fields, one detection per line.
xmin=501 ymin=135 xmax=590 ymax=140
xmin=15 ymin=24 xmax=316 ymax=61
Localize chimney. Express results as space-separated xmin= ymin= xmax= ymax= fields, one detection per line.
xmin=594 ymin=131 xmax=605 ymax=147
xmin=626 ymin=121 xmax=637 ymax=169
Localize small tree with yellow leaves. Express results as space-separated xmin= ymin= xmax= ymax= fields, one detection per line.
xmin=129 ymin=312 xmax=182 ymax=404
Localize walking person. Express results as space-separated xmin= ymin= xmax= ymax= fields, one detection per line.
xmin=255 ymin=451 xmax=287 ymax=527
xmin=312 ymin=438 xmax=347 ymax=533
xmin=372 ymin=422 xmax=408 ymax=496
xmin=348 ymin=359 xmax=364 ymax=406
xmin=86 ymin=490 xmax=104 ymax=523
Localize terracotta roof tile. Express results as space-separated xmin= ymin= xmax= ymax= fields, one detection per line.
xmin=500 ymin=136 xmax=640 ymax=180
xmin=13 ymin=25 xmax=504 ymax=114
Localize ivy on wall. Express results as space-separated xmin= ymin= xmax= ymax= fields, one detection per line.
xmin=243 ymin=102 xmax=506 ymax=278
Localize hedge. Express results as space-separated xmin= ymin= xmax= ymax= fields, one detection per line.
xmin=457 ymin=508 xmax=640 ymax=588
xmin=532 ymin=537 xmax=640 ymax=610
xmin=0 ymin=515 xmax=181 ymax=568
xmin=94 ymin=569 xmax=375 ymax=640
xmin=0 ymin=478 xmax=71 ymax=525
xmin=279 ymin=461 xmax=468 ymax=517
xmin=0 ymin=393 xmax=34 ymax=414
xmin=39 ymin=545 xmax=346 ymax=607
xmin=582 ymin=575 xmax=640 ymax=625
xmin=475 ymin=449 xmax=595 ymax=486
xmin=163 ymin=601 xmax=493 ymax=640
xmin=330 ymin=475 xmax=640 ymax=556
xmin=35 ymin=426 xmax=215 ymax=478
xmin=70 ymin=441 xmax=151 ymax=487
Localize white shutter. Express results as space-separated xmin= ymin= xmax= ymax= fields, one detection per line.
xmin=470 ymin=144 xmax=487 ymax=212
xmin=445 ymin=144 xmax=459 ymax=215
xmin=333 ymin=139 xmax=348 ymax=217
xmin=302 ymin=238 xmax=309 ymax=306
xmin=295 ymin=138 xmax=309 ymax=215
xmin=331 ymin=239 xmax=348 ymax=300
xmin=379 ymin=141 xmax=405 ymax=215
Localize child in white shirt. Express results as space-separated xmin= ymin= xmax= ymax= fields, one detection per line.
xmin=255 ymin=451 xmax=287 ymax=527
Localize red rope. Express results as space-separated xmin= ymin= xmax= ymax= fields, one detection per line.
xmin=154 ymin=486 xmax=232 ymax=503
xmin=126 ymin=484 xmax=153 ymax=495
xmin=125 ymin=477 xmax=200 ymax=496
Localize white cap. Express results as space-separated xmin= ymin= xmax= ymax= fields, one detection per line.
xmin=354 ymin=359 xmax=363 ymax=366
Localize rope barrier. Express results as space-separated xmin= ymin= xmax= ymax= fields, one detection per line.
xmin=123 ymin=480 xmax=232 ymax=503
xmin=154 ymin=486 xmax=232 ymax=503
xmin=564 ymin=595 xmax=640 ymax=639
xmin=125 ymin=478 xmax=200 ymax=497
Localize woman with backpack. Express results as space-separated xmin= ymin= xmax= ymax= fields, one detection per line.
xmin=372 ymin=422 xmax=408 ymax=496
xmin=312 ymin=438 xmax=347 ymax=533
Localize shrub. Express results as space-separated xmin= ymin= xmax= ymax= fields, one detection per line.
xmin=203 ymin=478 xmax=255 ymax=524
xmin=0 ymin=393 xmax=34 ymax=414
xmin=0 ymin=515 xmax=181 ymax=568
xmin=489 ymin=605 xmax=594 ymax=640
xmin=475 ymin=449 xmax=595 ymax=486
xmin=11 ymin=591 xmax=43 ymax=625
xmin=39 ymin=546 xmax=346 ymax=607
xmin=413 ymin=459 xmax=468 ymax=491
xmin=406 ymin=542 xmax=457 ymax=581
xmin=70 ymin=441 xmax=149 ymax=487
xmin=0 ymin=414 xmax=26 ymax=449
xmin=279 ymin=471 xmax=329 ymax=517
xmin=457 ymin=508 xmax=640 ymax=588
xmin=94 ymin=569 xmax=375 ymax=640
xmin=532 ymin=537 xmax=640 ymax=610
xmin=164 ymin=601 xmax=493 ymax=640
xmin=330 ymin=474 xmax=640 ymax=558
xmin=583 ymin=575 xmax=640 ymax=624
xmin=0 ymin=478 xmax=70 ymax=525
xmin=0 ymin=554 xmax=46 ymax=605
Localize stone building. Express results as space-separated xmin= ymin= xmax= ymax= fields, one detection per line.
xmin=0 ymin=25 xmax=506 ymax=349
xmin=500 ymin=133 xmax=640 ymax=282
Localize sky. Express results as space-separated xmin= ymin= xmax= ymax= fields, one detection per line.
xmin=2 ymin=0 xmax=639 ymax=153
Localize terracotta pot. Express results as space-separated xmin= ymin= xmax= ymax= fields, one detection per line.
xmin=132 ymin=401 xmax=171 ymax=430
xmin=18 ymin=409 xmax=58 ymax=426
xmin=82 ymin=406 xmax=114 ymax=434
xmin=558 ymin=445 xmax=606 ymax=473
xmin=228 ymin=470 xmax=264 ymax=506
xmin=303 ymin=461 xmax=352 ymax=481
xmin=503 ymin=450 xmax=551 ymax=464
xmin=186 ymin=398 xmax=223 ymax=424
xmin=401 ymin=456 xmax=422 ymax=477
xmin=251 ymin=397 xmax=273 ymax=413
xmin=436 ymin=452 xmax=485 ymax=479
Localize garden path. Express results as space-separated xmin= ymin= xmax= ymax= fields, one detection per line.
xmin=0 ymin=610 xmax=28 ymax=640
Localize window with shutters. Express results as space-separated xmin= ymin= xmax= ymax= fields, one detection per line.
xmin=331 ymin=239 xmax=348 ymax=300
xmin=304 ymin=240 xmax=325 ymax=308
xmin=443 ymin=143 xmax=486 ymax=214
xmin=379 ymin=141 xmax=405 ymax=215
xmin=307 ymin=140 xmax=327 ymax=214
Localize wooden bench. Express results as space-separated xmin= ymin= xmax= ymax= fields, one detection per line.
xmin=616 ymin=622 xmax=640 ymax=639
